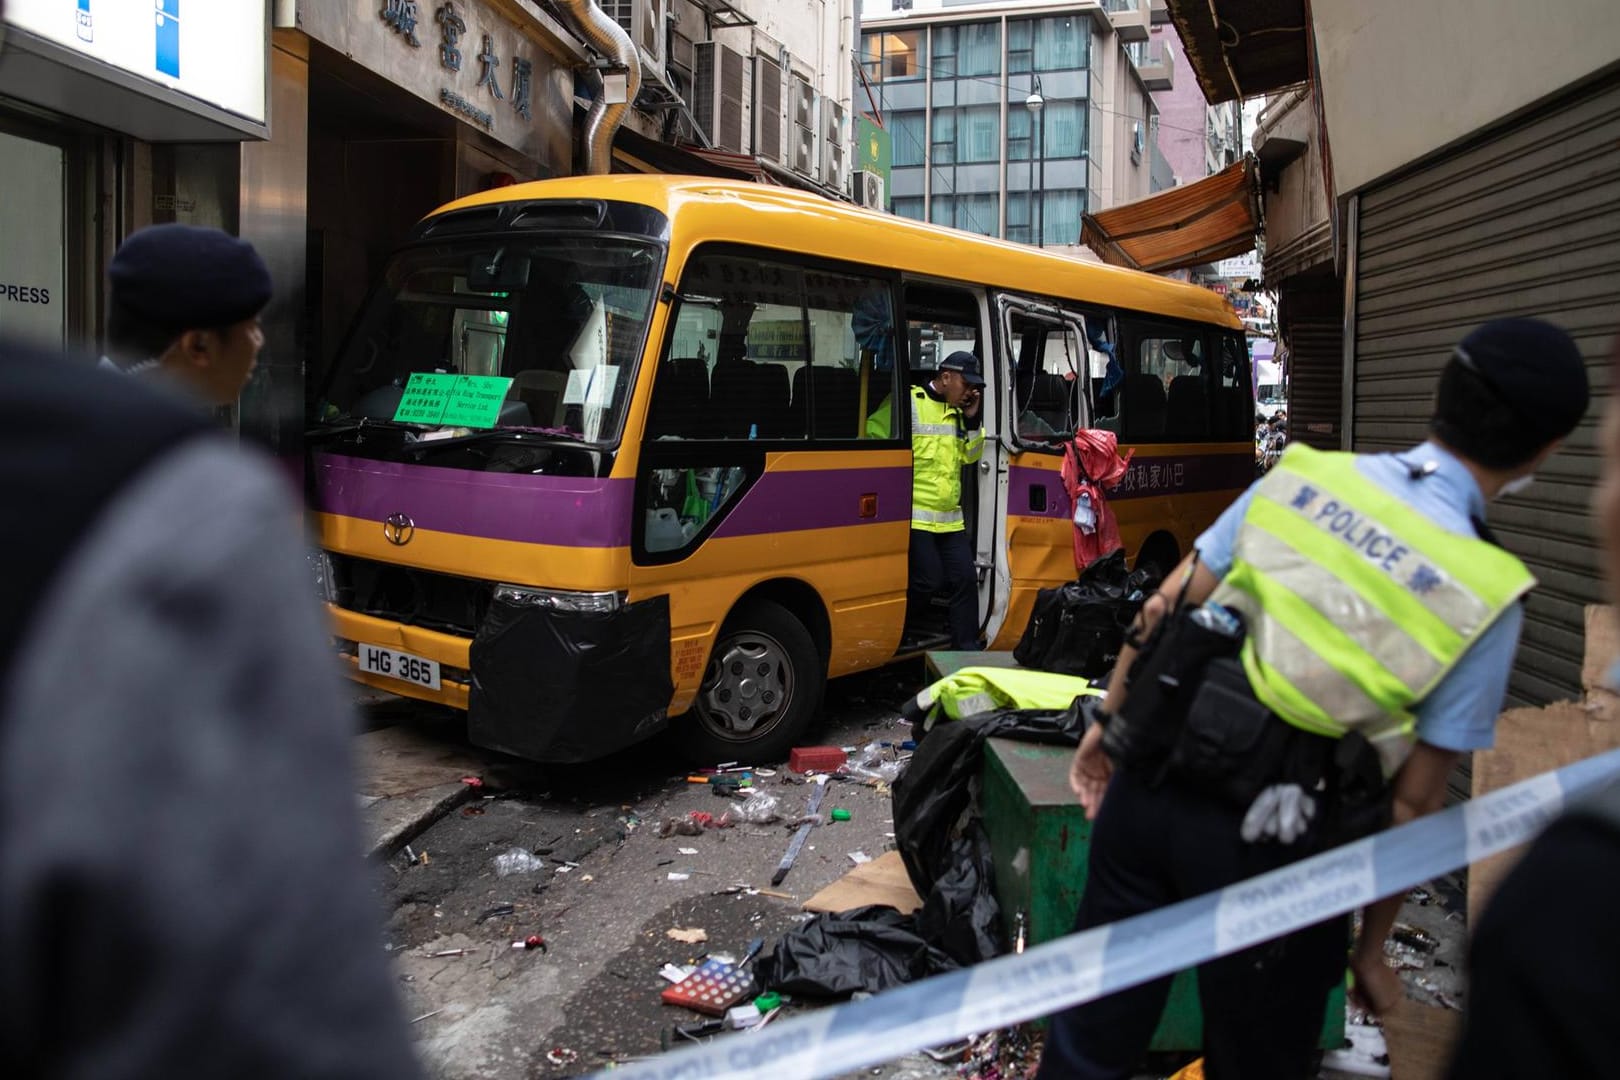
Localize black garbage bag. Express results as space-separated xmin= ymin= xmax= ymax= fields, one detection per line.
xmin=1012 ymin=548 xmax=1162 ymax=678
xmin=753 ymin=904 xmax=958 ymax=999
xmin=914 ymin=823 xmax=1004 ymax=966
xmin=893 ymin=699 xmax=1092 ymax=895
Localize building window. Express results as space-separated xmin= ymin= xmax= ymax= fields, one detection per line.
xmin=893 ymin=197 xmax=924 ymax=221
xmin=860 ymin=29 xmax=926 ymax=83
xmin=892 ymin=111 xmax=926 ymax=167
xmin=1034 ymin=15 xmax=1088 ymax=71
xmin=1039 ymin=189 xmax=1084 ymax=246
xmin=959 ymin=105 xmax=999 ymax=164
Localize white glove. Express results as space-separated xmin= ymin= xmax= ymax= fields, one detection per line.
xmin=1241 ymin=783 xmax=1317 ymax=845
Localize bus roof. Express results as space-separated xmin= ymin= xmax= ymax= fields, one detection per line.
xmin=434 ymin=175 xmax=1242 ymax=330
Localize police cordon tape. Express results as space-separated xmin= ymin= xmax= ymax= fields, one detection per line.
xmin=586 ymin=746 xmax=1620 ymax=1080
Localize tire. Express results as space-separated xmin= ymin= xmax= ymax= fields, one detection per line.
xmin=683 ymin=599 xmax=825 ymax=765
xmin=1135 ymin=534 xmax=1180 ymax=584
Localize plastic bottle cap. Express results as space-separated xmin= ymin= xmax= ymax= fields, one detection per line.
xmin=830 ymin=807 xmax=852 ymax=822
xmin=754 ymin=991 xmax=781 ymax=1012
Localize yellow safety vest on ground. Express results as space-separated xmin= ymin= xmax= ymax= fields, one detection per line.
xmin=911 ymin=665 xmax=1103 ymax=729
xmin=870 ymin=386 xmax=985 ymax=533
xmin=1210 ymin=444 xmax=1534 ymax=777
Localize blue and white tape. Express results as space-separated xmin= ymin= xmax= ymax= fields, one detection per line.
xmin=592 ymin=747 xmax=1620 ymax=1080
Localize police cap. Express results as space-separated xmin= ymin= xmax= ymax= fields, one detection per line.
xmin=1449 ymin=318 xmax=1589 ymax=444
xmin=109 ymin=224 xmax=273 ymax=335
xmin=939 ymin=351 xmax=985 ymax=387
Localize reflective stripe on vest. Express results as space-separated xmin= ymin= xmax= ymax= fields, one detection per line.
xmin=909 ymin=388 xmax=970 ymax=533
xmin=912 ymin=665 xmax=1103 ymax=726
xmin=1210 ymin=443 xmax=1534 ymax=777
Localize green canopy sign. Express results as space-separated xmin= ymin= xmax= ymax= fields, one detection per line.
xmin=392 ymin=372 xmax=515 ymax=428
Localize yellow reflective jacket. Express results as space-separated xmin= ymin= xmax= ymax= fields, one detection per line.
xmin=868 ymin=385 xmax=984 ymax=533
xmin=911 ymin=665 xmax=1103 ymax=729
xmin=1211 ymin=444 xmax=1534 ymax=777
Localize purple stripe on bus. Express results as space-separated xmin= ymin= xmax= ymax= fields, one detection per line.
xmin=1005 ymin=451 xmax=1255 ymax=518
xmin=711 ymin=466 xmax=913 ymax=538
xmin=312 ymin=453 xmax=635 ymax=547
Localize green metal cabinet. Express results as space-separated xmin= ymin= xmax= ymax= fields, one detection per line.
xmin=979 ymin=737 xmax=1345 ymax=1051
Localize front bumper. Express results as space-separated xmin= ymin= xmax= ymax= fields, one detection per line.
xmin=467 ymin=593 xmax=674 ymax=762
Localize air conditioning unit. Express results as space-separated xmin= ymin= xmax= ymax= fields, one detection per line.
xmin=753 ymin=53 xmax=784 ymax=163
xmin=790 ymin=123 xmax=816 ymax=177
xmin=694 ymin=40 xmax=746 ymax=152
xmin=790 ymin=74 xmax=815 ymax=131
xmin=853 ymin=170 xmax=886 ymax=211
xmin=602 ymin=0 xmax=665 ymax=75
xmin=821 ymin=98 xmax=846 ymax=188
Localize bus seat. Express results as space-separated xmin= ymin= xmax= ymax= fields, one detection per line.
xmin=753 ymin=361 xmax=794 ymax=438
xmin=1030 ymin=372 xmax=1075 ymax=432
xmin=1166 ymin=375 xmax=1210 ymax=439
xmin=1213 ymin=386 xmax=1249 ymax=439
xmin=646 ymin=357 xmax=711 ymax=438
xmin=511 ymin=369 xmax=569 ymax=427
xmin=792 ymin=365 xmax=861 ymax=439
xmin=1123 ymin=373 xmax=1167 ymax=440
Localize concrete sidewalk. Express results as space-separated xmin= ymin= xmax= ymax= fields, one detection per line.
xmin=354 ymin=712 xmax=488 ymax=859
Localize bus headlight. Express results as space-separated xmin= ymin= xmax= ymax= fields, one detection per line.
xmin=308 ymin=549 xmax=336 ymax=604
xmin=492 ymin=584 xmax=625 ymax=614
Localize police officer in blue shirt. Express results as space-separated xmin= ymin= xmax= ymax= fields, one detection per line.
xmin=1037 ymin=318 xmax=1591 ymax=1080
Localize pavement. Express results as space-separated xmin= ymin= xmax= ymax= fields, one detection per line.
xmin=348 ymin=676 xmax=1474 ymax=1080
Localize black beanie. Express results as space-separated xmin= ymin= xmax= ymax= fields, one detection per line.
xmin=108 ymin=224 xmax=273 ymax=335
xmin=1448 ymin=317 xmax=1589 ymax=443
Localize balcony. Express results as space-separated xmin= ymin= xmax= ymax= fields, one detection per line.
xmin=1150 ymin=0 xmax=1170 ymax=25
xmin=1104 ymin=0 xmax=1151 ymax=42
xmin=1137 ymin=45 xmax=1174 ymax=91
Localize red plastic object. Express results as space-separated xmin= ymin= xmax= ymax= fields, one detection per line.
xmin=789 ymin=746 xmax=848 ymax=774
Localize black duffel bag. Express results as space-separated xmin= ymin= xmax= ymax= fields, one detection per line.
xmin=1012 ymin=548 xmax=1160 ymax=678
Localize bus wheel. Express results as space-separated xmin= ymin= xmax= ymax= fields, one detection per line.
xmin=687 ymin=600 xmax=824 ymax=765
xmin=1135 ymin=534 xmax=1180 ymax=583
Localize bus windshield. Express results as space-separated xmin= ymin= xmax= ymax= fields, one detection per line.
xmin=317 ymin=236 xmax=661 ymax=444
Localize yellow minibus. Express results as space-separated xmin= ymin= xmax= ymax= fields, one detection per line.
xmin=307 ymin=176 xmax=1251 ymax=762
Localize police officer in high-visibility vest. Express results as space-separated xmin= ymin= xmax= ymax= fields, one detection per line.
xmin=869 ymin=351 xmax=986 ymax=649
xmin=1036 ymin=318 xmax=1591 ymax=1080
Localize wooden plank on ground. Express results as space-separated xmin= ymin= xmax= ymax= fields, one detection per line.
xmin=1583 ymin=604 xmax=1620 ymax=694
xmin=802 ymin=850 xmax=923 ymax=915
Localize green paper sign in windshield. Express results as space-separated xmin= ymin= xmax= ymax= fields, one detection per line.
xmin=392 ymin=373 xmax=515 ymax=428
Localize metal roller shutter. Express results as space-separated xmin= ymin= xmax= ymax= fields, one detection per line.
xmin=1278 ymin=274 xmax=1344 ymax=451
xmin=1353 ymin=71 xmax=1620 ymax=719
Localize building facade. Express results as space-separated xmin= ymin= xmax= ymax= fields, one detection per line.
xmin=0 ymin=0 xmax=862 ymax=460
xmin=858 ymin=0 xmax=1159 ymax=251
xmin=1175 ymin=0 xmax=1620 ymax=713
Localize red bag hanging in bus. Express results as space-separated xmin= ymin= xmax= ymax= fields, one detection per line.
xmin=1061 ymin=430 xmax=1133 ymax=571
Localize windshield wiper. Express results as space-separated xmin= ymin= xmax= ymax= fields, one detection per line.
xmin=401 ymin=428 xmax=580 ymax=455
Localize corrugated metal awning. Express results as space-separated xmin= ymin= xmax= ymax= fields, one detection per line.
xmin=1080 ymin=158 xmax=1260 ymax=274
xmin=1164 ymin=0 xmax=1310 ymax=105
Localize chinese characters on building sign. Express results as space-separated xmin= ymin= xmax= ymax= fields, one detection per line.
xmin=511 ymin=57 xmax=533 ymax=120
xmin=436 ymin=2 xmax=466 ymax=71
xmin=477 ymin=35 xmax=504 ymax=99
xmin=381 ymin=0 xmax=422 ymax=47
xmin=385 ymin=1 xmax=535 ymax=127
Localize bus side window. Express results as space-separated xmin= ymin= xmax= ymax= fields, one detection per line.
xmin=801 ymin=271 xmax=901 ymax=440
xmin=1120 ymin=320 xmax=1206 ymax=443
xmin=1212 ymin=330 xmax=1250 ymax=441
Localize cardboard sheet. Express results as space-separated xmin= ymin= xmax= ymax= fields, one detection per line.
xmin=802 ymin=850 xmax=922 ymax=915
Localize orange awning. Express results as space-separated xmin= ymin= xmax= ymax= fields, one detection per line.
xmin=1080 ymin=158 xmax=1260 ymax=274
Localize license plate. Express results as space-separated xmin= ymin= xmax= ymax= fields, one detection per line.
xmin=357 ymin=643 xmax=441 ymax=691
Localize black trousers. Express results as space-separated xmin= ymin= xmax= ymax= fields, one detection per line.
xmin=1036 ymin=768 xmax=1347 ymax=1080
xmin=908 ymin=527 xmax=979 ymax=650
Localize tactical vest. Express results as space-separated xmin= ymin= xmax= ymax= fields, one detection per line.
xmin=1211 ymin=444 xmax=1534 ymax=777
xmin=0 ymin=341 xmax=209 ymax=680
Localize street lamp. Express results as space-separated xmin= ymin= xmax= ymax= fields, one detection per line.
xmin=1025 ymin=75 xmax=1045 ymax=248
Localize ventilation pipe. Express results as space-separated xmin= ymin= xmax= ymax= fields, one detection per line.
xmin=555 ymin=0 xmax=642 ymax=175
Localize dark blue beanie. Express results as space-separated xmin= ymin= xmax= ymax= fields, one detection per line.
xmin=108 ymin=224 xmax=273 ymax=333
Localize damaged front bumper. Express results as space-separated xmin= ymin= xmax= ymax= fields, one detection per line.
xmin=467 ymin=586 xmax=674 ymax=762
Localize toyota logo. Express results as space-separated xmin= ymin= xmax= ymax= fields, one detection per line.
xmin=383 ymin=513 xmax=415 ymax=546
